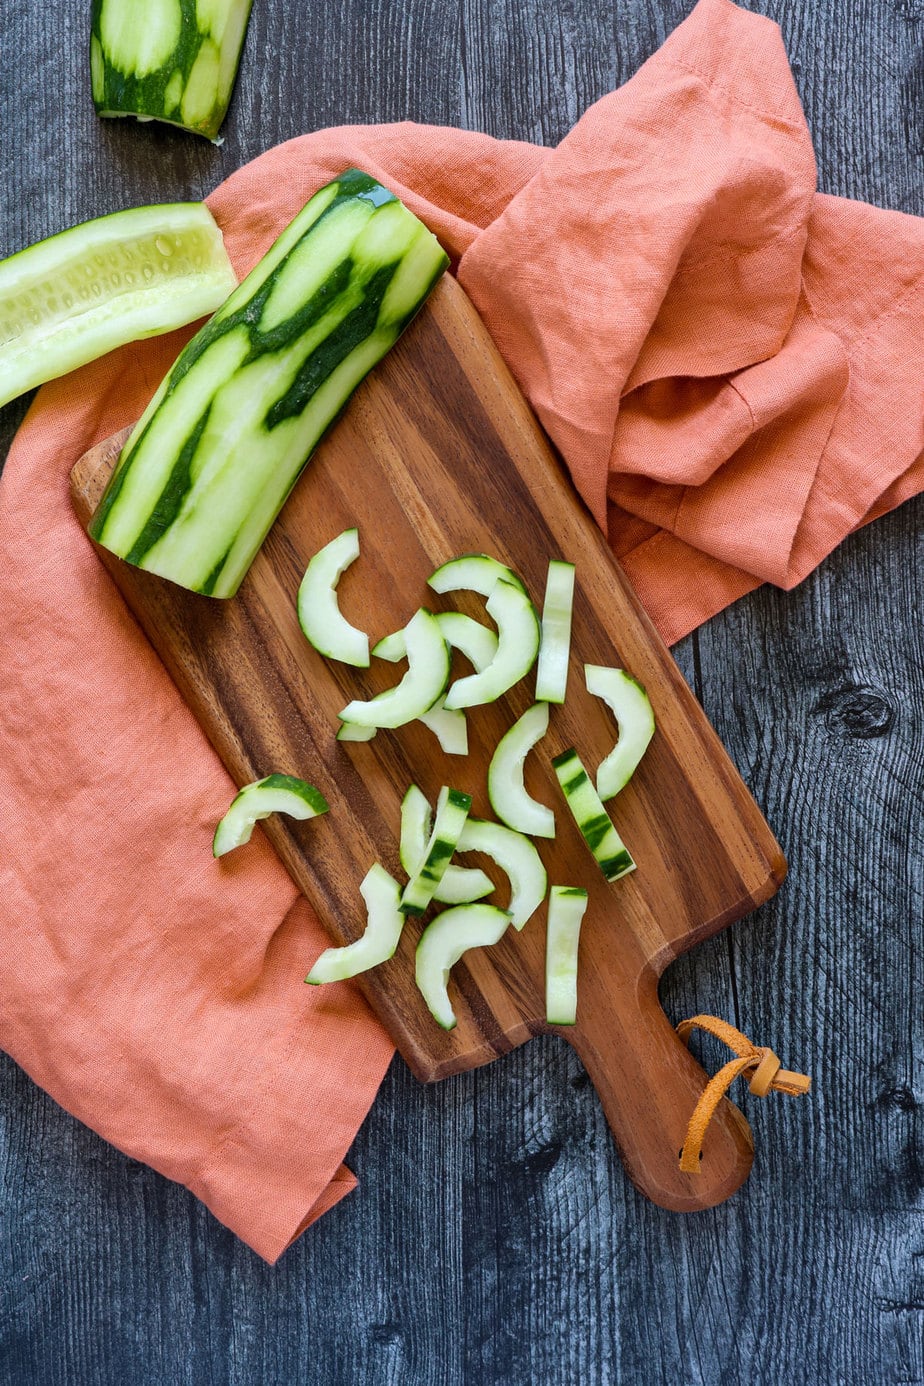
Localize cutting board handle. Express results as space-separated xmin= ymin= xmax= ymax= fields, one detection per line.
xmin=566 ymin=964 xmax=754 ymax=1211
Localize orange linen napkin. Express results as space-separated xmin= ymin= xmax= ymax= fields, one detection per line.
xmin=3 ymin=0 xmax=924 ymax=1262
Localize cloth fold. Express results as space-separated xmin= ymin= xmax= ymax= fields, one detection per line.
xmin=2 ymin=0 xmax=924 ymax=1261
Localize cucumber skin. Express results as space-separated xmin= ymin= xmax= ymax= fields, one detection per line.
xmin=90 ymin=0 xmax=254 ymax=141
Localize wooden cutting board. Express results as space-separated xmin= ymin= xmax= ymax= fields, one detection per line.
xmin=70 ymin=274 xmax=786 ymax=1213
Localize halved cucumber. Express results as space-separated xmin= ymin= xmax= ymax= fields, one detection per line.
xmin=401 ymin=787 xmax=472 ymax=915
xmin=456 ymin=816 xmax=547 ymax=930
xmin=551 ymin=749 xmax=636 ymax=881
xmin=338 ymin=608 xmax=450 ymax=729
xmin=443 ymin=579 xmax=540 ymax=710
xmin=400 ymin=785 xmax=493 ymax=906
xmin=415 ymin=903 xmax=512 ymax=1030
xmin=297 ymin=527 xmax=369 ymax=667
xmin=545 ymin=886 xmax=589 ymax=1025
xmin=305 ymin=863 xmax=404 ymax=983
xmin=584 ymin=665 xmax=655 ymax=800
xmin=535 ymin=560 xmax=575 ymax=704
xmin=427 ymin=553 xmax=527 ymax=599
xmin=212 ymin=772 xmax=329 ymax=857
xmin=0 ymin=203 xmax=236 ymax=410
xmin=487 ymin=702 xmax=555 ymax=839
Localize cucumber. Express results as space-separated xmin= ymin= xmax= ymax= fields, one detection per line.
xmin=401 ymin=787 xmax=473 ymax=916
xmin=584 ymin=665 xmax=655 ymax=801
xmin=305 ymin=863 xmax=404 ymax=983
xmin=456 ymin=816 xmax=547 ymax=930
xmin=415 ymin=904 xmax=512 ymax=1030
xmin=335 ymin=721 xmax=376 ymax=743
xmin=487 ymin=702 xmax=555 ymax=839
xmin=442 ymin=579 xmax=540 ymax=710
xmin=297 ymin=527 xmax=369 ymax=667
xmin=399 ymin=784 xmax=493 ymax=906
xmin=535 ymin=560 xmax=575 ymax=704
xmin=0 ymin=203 xmax=236 ymax=410
xmin=338 ymin=608 xmax=450 ymax=729
xmin=89 ymin=170 xmax=449 ymax=598
xmin=212 ymin=773 xmax=329 ymax=856
xmin=90 ymin=0 xmax=255 ymax=141
xmin=428 ymin=553 xmax=527 ymax=599
xmin=545 ymin=886 xmax=589 ymax=1025
xmin=551 ymin=749 xmax=636 ymax=881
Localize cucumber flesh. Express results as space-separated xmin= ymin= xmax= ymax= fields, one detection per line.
xmin=545 ymin=886 xmax=589 ymax=1025
xmin=456 ymin=816 xmax=547 ymax=930
xmin=415 ymin=904 xmax=512 ymax=1030
xmin=443 ymin=579 xmax=540 ymax=710
xmin=297 ymin=527 xmax=370 ymax=667
xmin=305 ymin=863 xmax=404 ymax=983
xmin=552 ymin=749 xmax=635 ymax=881
xmin=336 ymin=720 xmax=376 ymax=742
xmin=535 ymin=560 xmax=575 ymax=704
xmin=427 ymin=553 xmax=528 ymax=599
xmin=401 ymin=787 xmax=473 ymax=915
xmin=487 ymin=702 xmax=555 ymax=839
xmin=212 ymin=772 xmax=329 ymax=856
xmin=400 ymin=785 xmax=493 ymax=906
xmin=584 ymin=665 xmax=655 ymax=801
xmin=339 ymin=608 xmax=450 ymax=729
xmin=0 ymin=203 xmax=236 ymax=410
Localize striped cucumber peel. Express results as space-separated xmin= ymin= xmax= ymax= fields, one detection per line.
xmin=401 ymin=787 xmax=473 ymax=916
xmin=443 ymin=579 xmax=540 ymax=710
xmin=552 ymin=749 xmax=635 ymax=881
xmin=305 ymin=863 xmax=404 ymax=984
xmin=427 ymin=553 xmax=527 ymax=599
xmin=535 ymin=560 xmax=575 ymax=704
xmin=400 ymin=785 xmax=493 ymax=906
xmin=339 ymin=608 xmax=450 ymax=729
xmin=90 ymin=0 xmax=255 ymax=141
xmin=545 ymin=886 xmax=589 ymax=1026
xmin=0 ymin=203 xmax=236 ymax=410
xmin=584 ymin=665 xmax=655 ymax=801
xmin=415 ymin=904 xmax=512 ymax=1031
xmin=297 ymin=527 xmax=369 ymax=667
xmin=89 ymin=170 xmax=449 ymax=598
xmin=212 ymin=772 xmax=329 ymax=857
xmin=456 ymin=816 xmax=547 ymax=930
xmin=487 ymin=701 xmax=555 ymax=839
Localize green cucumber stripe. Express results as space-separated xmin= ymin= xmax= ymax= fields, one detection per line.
xmin=601 ymin=853 xmax=634 ymax=878
xmin=124 ymin=405 xmax=211 ymax=564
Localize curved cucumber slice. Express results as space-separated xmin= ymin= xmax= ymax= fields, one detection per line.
xmin=336 ymin=720 xmax=376 ymax=742
xmin=297 ymin=528 xmax=369 ymax=667
xmin=545 ymin=885 xmax=589 ymax=1025
xmin=401 ymin=787 xmax=472 ymax=915
xmin=415 ymin=903 xmax=512 ymax=1030
xmin=427 ymin=553 xmax=527 ymax=599
xmin=305 ymin=863 xmax=404 ymax=983
xmin=339 ymin=609 xmax=450 ymax=729
xmin=535 ymin=560 xmax=575 ymax=704
xmin=584 ymin=665 xmax=655 ymax=801
xmin=400 ymin=786 xmax=493 ymax=906
xmin=487 ymin=702 xmax=555 ymax=839
xmin=213 ymin=772 xmax=329 ymax=857
xmin=443 ymin=579 xmax=540 ymax=710
xmin=457 ymin=816 xmax=547 ymax=930
xmin=0 ymin=203 xmax=236 ymax=410
xmin=552 ymin=749 xmax=635 ymax=881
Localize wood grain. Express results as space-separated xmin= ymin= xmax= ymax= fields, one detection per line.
xmin=70 ymin=273 xmax=783 ymax=1213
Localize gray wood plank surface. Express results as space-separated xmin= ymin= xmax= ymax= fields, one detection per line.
xmin=2 ymin=1 xmax=923 ymax=1383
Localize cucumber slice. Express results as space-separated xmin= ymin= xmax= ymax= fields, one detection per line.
xmin=535 ymin=560 xmax=575 ymax=704
xmin=338 ymin=609 xmax=450 ymax=729
xmin=552 ymin=749 xmax=635 ymax=881
xmin=305 ymin=863 xmax=404 ymax=983
xmin=297 ymin=527 xmax=369 ymax=667
xmin=415 ymin=904 xmax=512 ymax=1030
xmin=0 ymin=203 xmax=237 ymax=410
xmin=545 ymin=886 xmax=589 ymax=1025
xmin=584 ymin=665 xmax=655 ymax=801
xmin=336 ymin=720 xmax=376 ymax=742
xmin=442 ymin=579 xmax=540 ymax=710
xmin=399 ymin=785 xmax=493 ymax=906
xmin=487 ymin=702 xmax=555 ymax=839
xmin=457 ymin=816 xmax=547 ymax=930
xmin=212 ymin=772 xmax=329 ymax=857
xmin=401 ymin=787 xmax=473 ymax=915
xmin=427 ymin=553 xmax=527 ymax=599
